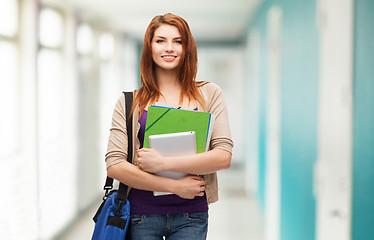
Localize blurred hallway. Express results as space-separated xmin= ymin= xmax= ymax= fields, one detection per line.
xmin=55 ymin=167 xmax=263 ymax=240
xmin=2 ymin=0 xmax=374 ymax=239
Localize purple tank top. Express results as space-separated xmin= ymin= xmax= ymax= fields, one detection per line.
xmin=127 ymin=109 xmax=208 ymax=215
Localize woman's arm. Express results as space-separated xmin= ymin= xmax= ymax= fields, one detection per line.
xmin=105 ymin=95 xmax=205 ymax=199
xmin=107 ymin=161 xmax=206 ymax=199
xmin=138 ymin=83 xmax=233 ymax=175
xmin=137 ymin=148 xmax=231 ymax=175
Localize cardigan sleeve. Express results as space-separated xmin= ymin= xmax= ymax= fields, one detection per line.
xmin=105 ymin=94 xmax=129 ymax=169
xmin=202 ymin=83 xmax=234 ymax=153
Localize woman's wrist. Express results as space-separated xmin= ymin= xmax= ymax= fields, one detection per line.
xmin=166 ymin=178 xmax=179 ymax=194
xmin=160 ymin=156 xmax=171 ymax=172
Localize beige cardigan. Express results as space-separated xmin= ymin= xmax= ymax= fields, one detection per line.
xmin=105 ymin=82 xmax=234 ymax=204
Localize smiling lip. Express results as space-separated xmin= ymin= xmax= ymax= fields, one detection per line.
xmin=162 ymin=55 xmax=177 ymax=62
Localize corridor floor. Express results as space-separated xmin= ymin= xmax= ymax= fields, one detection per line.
xmin=56 ymin=167 xmax=264 ymax=240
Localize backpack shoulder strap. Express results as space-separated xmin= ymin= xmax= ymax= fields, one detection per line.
xmin=116 ymin=91 xmax=134 ymax=201
xmin=103 ymin=91 xmax=134 ymax=200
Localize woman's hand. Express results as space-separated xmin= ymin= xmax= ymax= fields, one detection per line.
xmin=173 ymin=175 xmax=206 ymax=199
xmin=137 ymin=148 xmax=164 ymax=173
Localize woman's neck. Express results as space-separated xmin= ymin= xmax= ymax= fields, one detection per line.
xmin=154 ymin=67 xmax=184 ymax=107
xmin=156 ymin=67 xmax=181 ymax=92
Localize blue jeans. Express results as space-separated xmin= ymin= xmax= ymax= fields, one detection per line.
xmin=130 ymin=212 xmax=208 ymax=240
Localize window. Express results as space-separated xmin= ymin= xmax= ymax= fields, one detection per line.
xmin=99 ymin=32 xmax=115 ymax=61
xmin=0 ymin=0 xmax=18 ymax=37
xmin=0 ymin=0 xmax=19 ymax=158
xmin=39 ymin=8 xmax=63 ymax=48
xmin=38 ymin=7 xmax=77 ymax=239
xmin=77 ymin=23 xmax=94 ymax=56
xmin=37 ymin=7 xmax=64 ymax=157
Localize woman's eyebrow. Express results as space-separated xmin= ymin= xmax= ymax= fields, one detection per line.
xmin=154 ymin=36 xmax=182 ymax=40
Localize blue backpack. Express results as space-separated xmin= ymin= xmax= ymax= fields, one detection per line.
xmin=92 ymin=92 xmax=133 ymax=240
xmin=92 ymin=190 xmax=131 ymax=240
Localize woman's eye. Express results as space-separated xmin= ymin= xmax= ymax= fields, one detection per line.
xmin=156 ymin=40 xmax=164 ymax=43
xmin=175 ymin=40 xmax=182 ymax=44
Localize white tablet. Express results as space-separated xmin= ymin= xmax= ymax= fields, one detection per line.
xmin=149 ymin=131 xmax=196 ymax=196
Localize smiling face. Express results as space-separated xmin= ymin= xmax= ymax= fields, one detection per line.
xmin=151 ymin=24 xmax=184 ymax=72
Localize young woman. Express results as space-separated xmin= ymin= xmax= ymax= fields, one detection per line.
xmin=105 ymin=13 xmax=233 ymax=240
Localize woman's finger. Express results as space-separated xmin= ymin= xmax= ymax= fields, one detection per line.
xmin=137 ymin=148 xmax=151 ymax=152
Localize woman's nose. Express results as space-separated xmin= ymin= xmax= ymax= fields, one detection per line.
xmin=165 ymin=41 xmax=173 ymax=52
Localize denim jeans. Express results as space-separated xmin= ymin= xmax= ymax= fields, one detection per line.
xmin=130 ymin=212 xmax=208 ymax=240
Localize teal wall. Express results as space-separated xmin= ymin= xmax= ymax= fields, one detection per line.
xmin=352 ymin=0 xmax=374 ymax=239
xmin=280 ymin=0 xmax=318 ymax=239
xmin=245 ymin=0 xmax=318 ymax=239
xmin=245 ymin=0 xmax=374 ymax=239
xmin=249 ymin=1 xmax=271 ymax=211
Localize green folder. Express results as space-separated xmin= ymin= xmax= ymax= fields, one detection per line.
xmin=143 ymin=106 xmax=215 ymax=153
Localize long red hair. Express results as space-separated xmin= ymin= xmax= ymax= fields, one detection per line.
xmin=132 ymin=13 xmax=206 ymax=114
